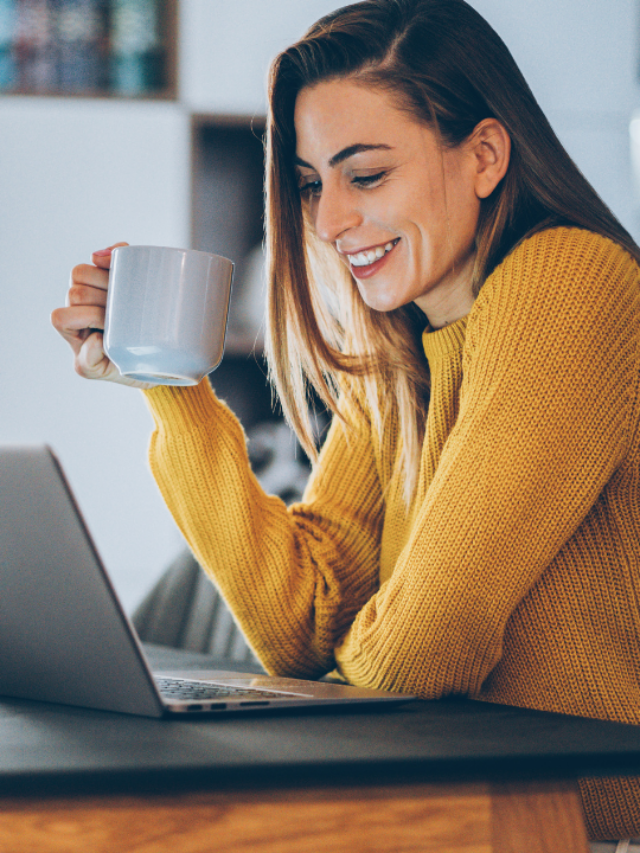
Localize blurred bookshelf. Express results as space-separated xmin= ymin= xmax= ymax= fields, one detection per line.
xmin=0 ymin=0 xmax=177 ymax=98
xmin=189 ymin=111 xmax=318 ymax=495
xmin=191 ymin=113 xmax=266 ymax=355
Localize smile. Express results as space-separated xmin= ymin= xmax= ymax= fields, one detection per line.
xmin=346 ymin=239 xmax=400 ymax=268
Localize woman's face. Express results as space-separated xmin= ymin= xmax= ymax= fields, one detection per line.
xmin=293 ymin=79 xmax=483 ymax=326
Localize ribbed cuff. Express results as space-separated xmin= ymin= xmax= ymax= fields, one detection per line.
xmin=142 ymin=378 xmax=236 ymax=434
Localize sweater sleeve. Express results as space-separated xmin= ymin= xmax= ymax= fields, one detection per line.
xmin=143 ymin=379 xmax=383 ymax=678
xmin=334 ymin=228 xmax=640 ymax=697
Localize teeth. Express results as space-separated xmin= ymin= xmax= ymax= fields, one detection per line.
xmin=348 ymin=240 xmax=397 ymax=267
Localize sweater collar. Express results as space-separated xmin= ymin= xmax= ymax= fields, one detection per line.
xmin=421 ymin=314 xmax=468 ymax=362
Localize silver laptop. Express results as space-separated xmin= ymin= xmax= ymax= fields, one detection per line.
xmin=0 ymin=445 xmax=412 ymax=717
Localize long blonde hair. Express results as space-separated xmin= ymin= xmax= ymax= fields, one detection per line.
xmin=265 ymin=0 xmax=640 ymax=501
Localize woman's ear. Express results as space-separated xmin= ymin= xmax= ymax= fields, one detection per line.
xmin=468 ymin=119 xmax=511 ymax=199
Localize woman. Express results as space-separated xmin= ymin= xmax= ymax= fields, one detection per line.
xmin=52 ymin=0 xmax=640 ymax=845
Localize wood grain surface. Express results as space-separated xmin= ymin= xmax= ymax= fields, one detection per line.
xmin=0 ymin=779 xmax=589 ymax=853
xmin=491 ymin=780 xmax=589 ymax=853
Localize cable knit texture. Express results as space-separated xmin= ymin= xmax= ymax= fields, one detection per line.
xmin=144 ymin=227 xmax=640 ymax=839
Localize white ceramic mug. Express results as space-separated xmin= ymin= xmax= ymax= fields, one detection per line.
xmin=103 ymin=245 xmax=234 ymax=386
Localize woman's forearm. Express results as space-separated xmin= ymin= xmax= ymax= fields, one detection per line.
xmin=144 ymin=380 xmax=384 ymax=678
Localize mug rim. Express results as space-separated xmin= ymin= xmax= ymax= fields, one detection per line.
xmin=112 ymin=245 xmax=233 ymax=265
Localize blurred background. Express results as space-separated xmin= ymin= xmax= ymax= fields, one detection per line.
xmin=0 ymin=0 xmax=638 ymax=613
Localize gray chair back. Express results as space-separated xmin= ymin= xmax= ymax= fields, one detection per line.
xmin=133 ymin=550 xmax=258 ymax=664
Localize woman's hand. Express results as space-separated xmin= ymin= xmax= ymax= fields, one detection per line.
xmin=51 ymin=243 xmax=154 ymax=390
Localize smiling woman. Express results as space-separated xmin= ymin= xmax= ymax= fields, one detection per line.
xmin=292 ymin=81 xmax=503 ymax=318
xmin=51 ymin=0 xmax=640 ymax=845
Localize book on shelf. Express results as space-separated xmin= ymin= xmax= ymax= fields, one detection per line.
xmin=0 ymin=0 xmax=169 ymax=96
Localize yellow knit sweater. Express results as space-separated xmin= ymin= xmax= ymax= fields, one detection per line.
xmin=144 ymin=227 xmax=640 ymax=839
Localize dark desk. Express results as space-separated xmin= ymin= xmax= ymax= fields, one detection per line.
xmin=2 ymin=683 xmax=640 ymax=853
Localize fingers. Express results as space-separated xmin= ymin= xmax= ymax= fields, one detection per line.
xmin=69 ymin=262 xmax=109 ymax=302
xmin=91 ymin=241 xmax=129 ymax=271
xmin=57 ymin=251 xmax=117 ymax=351
xmin=51 ymin=304 xmax=106 ymax=354
xmin=52 ymin=241 xmax=143 ymax=388
xmin=68 ymin=241 xmax=129 ymax=301
xmin=67 ymin=280 xmax=108 ymax=309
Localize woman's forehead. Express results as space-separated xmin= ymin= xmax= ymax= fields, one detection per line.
xmin=293 ymin=79 xmax=434 ymax=165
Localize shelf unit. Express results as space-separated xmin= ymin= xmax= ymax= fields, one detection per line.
xmin=190 ymin=113 xmax=266 ymax=353
xmin=0 ymin=0 xmax=178 ymax=99
xmin=189 ymin=111 xmax=277 ymax=427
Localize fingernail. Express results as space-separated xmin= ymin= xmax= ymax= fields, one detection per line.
xmin=92 ymin=248 xmax=112 ymax=257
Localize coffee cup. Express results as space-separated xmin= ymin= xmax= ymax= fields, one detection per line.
xmin=103 ymin=245 xmax=234 ymax=386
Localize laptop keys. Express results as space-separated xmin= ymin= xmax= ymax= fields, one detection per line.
xmin=156 ymin=677 xmax=282 ymax=702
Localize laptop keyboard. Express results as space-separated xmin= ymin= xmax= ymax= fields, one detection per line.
xmin=156 ymin=677 xmax=284 ymax=702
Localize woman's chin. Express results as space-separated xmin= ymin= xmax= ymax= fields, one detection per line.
xmin=356 ymin=281 xmax=410 ymax=314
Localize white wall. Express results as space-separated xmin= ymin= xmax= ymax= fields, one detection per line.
xmin=470 ymin=0 xmax=640 ymax=236
xmin=179 ymin=0 xmax=340 ymax=114
xmin=0 ymin=98 xmax=190 ymax=611
xmin=1 ymin=0 xmax=638 ymax=613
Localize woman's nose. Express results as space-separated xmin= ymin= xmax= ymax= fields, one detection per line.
xmin=313 ymin=186 xmax=362 ymax=244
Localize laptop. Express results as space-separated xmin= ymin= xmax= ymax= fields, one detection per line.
xmin=0 ymin=445 xmax=412 ymax=717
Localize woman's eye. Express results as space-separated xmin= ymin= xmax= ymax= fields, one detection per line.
xmin=352 ymin=171 xmax=387 ymax=188
xmin=299 ymin=179 xmax=322 ymax=197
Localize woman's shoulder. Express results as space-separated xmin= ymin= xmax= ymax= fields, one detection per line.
xmin=464 ymin=226 xmax=640 ymax=364
xmin=492 ymin=226 xmax=638 ymax=286
xmin=510 ymin=225 xmax=637 ymax=266
xmin=475 ymin=226 xmax=640 ymax=317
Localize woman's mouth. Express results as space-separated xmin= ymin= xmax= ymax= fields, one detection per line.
xmin=345 ymin=238 xmax=400 ymax=277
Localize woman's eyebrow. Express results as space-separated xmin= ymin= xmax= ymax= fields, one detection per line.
xmin=294 ymin=143 xmax=393 ymax=170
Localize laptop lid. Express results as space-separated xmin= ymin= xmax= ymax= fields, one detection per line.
xmin=0 ymin=445 xmax=165 ymax=717
xmin=0 ymin=445 xmax=412 ymax=717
